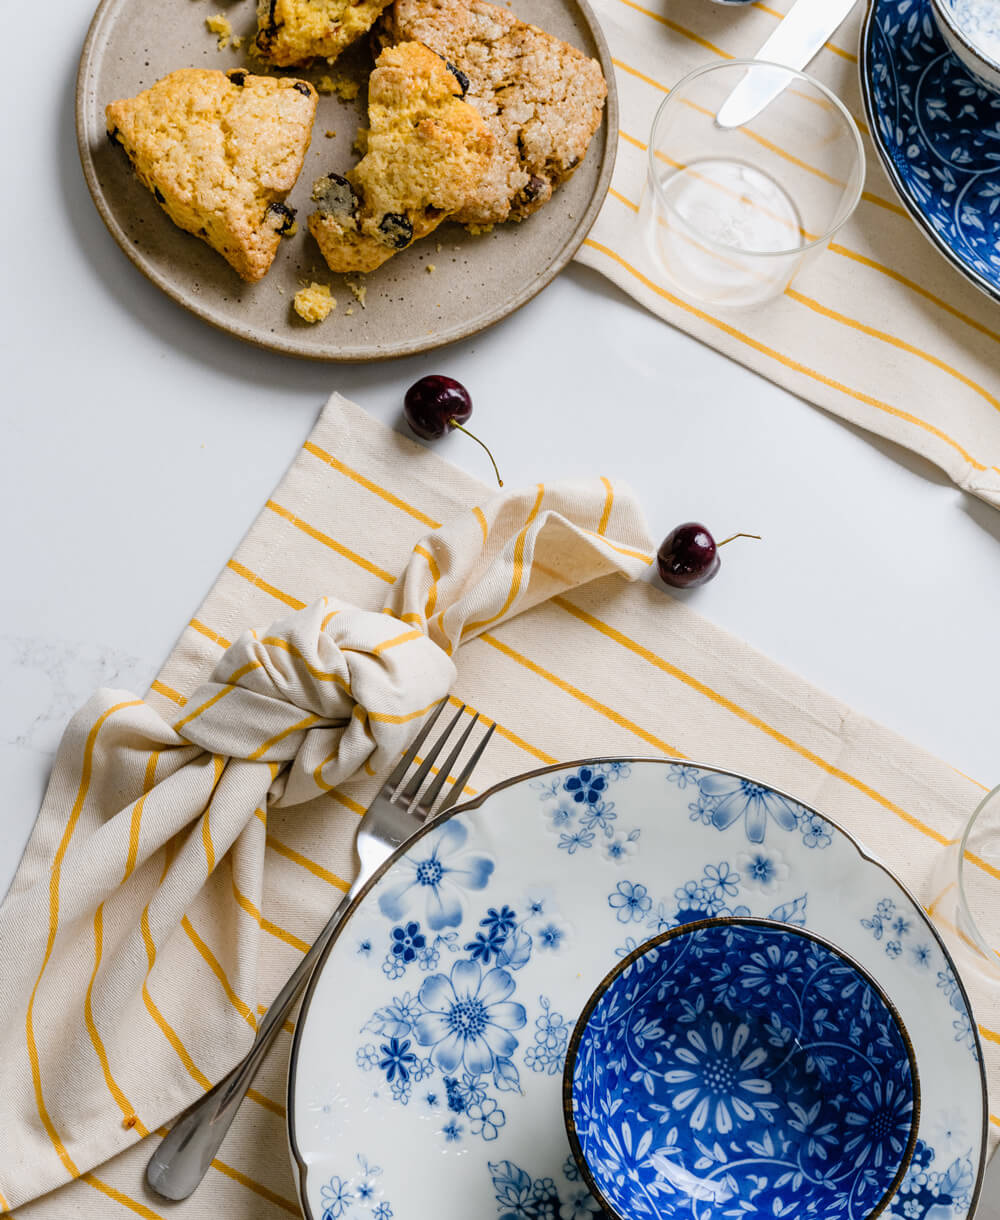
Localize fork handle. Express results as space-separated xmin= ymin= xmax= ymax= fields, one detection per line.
xmin=146 ymin=883 xmax=358 ymax=1201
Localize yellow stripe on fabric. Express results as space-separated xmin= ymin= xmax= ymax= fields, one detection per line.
xmin=582 ymin=529 xmax=653 ymax=564
xmin=227 ymin=560 xmax=306 ymax=610
xmin=247 ymin=1088 xmax=286 ymax=1118
xmin=414 ymin=544 xmax=442 ymax=617
xmin=992 ymin=1113 xmax=1000 ymax=1128
xmin=373 ymin=628 xmax=423 ymax=654
xmin=368 ymin=698 xmax=444 ymax=725
xmin=174 ymin=686 xmax=234 ymax=734
xmin=231 ymin=868 xmax=311 ymax=954
xmin=26 ymin=699 xmax=142 ymax=1180
xmin=150 ymin=680 xmax=186 ymax=707
xmin=257 ymin=1004 xmax=297 ymax=1036
xmin=124 ymin=751 xmax=160 ymax=881
xmin=597 ymin=477 xmax=614 ymax=535
xmin=464 ymin=485 xmax=545 ymax=636
xmin=303 ymin=440 xmax=442 ymax=528
xmin=473 ymin=506 xmax=489 ymax=545
xmin=180 ymin=916 xmax=257 ymax=1030
xmin=208 ymin=1158 xmax=300 ymax=1215
xmin=84 ymin=904 xmax=149 ymax=1137
xmin=479 ymin=633 xmax=684 ymax=758
xmin=550 ymin=595 xmax=953 ymax=847
xmin=200 ymin=755 xmax=225 ymax=874
xmin=614 ymin=0 xmax=733 ymax=57
xmin=267 ymin=500 xmax=394 ymax=584
xmin=190 ymin=618 xmax=232 ymax=649
xmin=247 ymin=713 xmax=320 ymax=762
xmin=786 ymin=288 xmax=1000 ymax=415
xmin=582 ymin=239 xmax=989 ymax=472
xmin=83 ymin=1174 xmax=166 ymax=1220
xmin=753 ymin=3 xmax=856 ymax=59
xmin=266 ymin=834 xmax=351 ymax=892
xmin=258 ymin=636 xmax=352 ymax=691
xmin=446 ymin=695 xmax=558 ymax=765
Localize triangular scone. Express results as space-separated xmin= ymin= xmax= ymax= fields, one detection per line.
xmin=254 ymin=0 xmax=394 ymax=67
xmin=308 ymin=42 xmax=493 ymax=274
xmin=106 ymin=69 xmax=318 ymax=282
xmin=380 ymin=0 xmax=607 ymax=226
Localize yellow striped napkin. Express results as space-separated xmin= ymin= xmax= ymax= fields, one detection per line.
xmin=577 ymin=0 xmax=1000 ymax=505
xmin=2 ymin=393 xmax=996 ymax=1220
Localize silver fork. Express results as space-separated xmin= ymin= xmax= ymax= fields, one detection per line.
xmin=146 ymin=700 xmax=494 ymax=1201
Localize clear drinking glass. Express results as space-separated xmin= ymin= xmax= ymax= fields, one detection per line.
xmin=930 ymin=785 xmax=1000 ymax=987
xmin=639 ymin=61 xmax=866 ymax=308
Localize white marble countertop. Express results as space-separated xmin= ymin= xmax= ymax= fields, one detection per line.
xmin=4 ymin=0 xmax=1000 ymax=905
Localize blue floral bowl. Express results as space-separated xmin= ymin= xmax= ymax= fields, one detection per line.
xmin=564 ymin=917 xmax=920 ymax=1220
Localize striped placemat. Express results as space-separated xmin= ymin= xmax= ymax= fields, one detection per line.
xmin=576 ymin=0 xmax=1000 ymax=506
xmin=5 ymin=393 xmax=995 ymax=1220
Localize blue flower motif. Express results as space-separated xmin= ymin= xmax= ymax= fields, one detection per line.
xmin=320 ymin=1176 xmax=353 ymax=1220
xmin=481 ymin=905 xmax=517 ymax=937
xmin=442 ymin=1119 xmax=463 ymax=1141
xmin=357 ymin=938 xmax=373 ymax=958
xmin=414 ymin=958 xmax=527 ymax=1075
xmin=580 ymin=800 xmax=617 ymax=834
xmin=379 ymin=1036 xmax=418 ymax=1083
xmin=467 ymin=1097 xmax=506 ymax=1140
xmin=667 ymin=764 xmax=702 ymax=789
xmin=356 ymin=1043 xmax=379 ymax=1071
xmin=702 ymin=861 xmax=739 ymax=900
xmin=801 ymin=814 xmax=833 ymax=849
xmin=697 ymin=774 xmax=800 ymax=843
xmin=563 ymin=766 xmax=607 ymax=805
xmin=609 ymin=880 xmax=652 ymax=923
xmin=465 ymin=929 xmax=506 ymax=963
xmin=845 ymin=1076 xmax=915 ymax=1171
xmin=389 ymin=921 xmax=426 ymax=962
xmin=536 ymin=921 xmax=566 ymax=951
xmin=373 ymin=1205 xmax=393 ymax=1220
xmin=664 ymin=1018 xmax=775 ymax=1132
xmin=558 ymin=829 xmax=594 ymax=854
xmin=377 ymin=820 xmax=493 ymax=930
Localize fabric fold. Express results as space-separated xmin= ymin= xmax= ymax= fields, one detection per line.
xmin=0 ymin=474 xmax=654 ymax=1209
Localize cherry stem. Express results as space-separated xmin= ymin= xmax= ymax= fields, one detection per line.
xmin=717 ymin=533 xmax=762 ymax=548
xmin=450 ymin=420 xmax=503 ymax=486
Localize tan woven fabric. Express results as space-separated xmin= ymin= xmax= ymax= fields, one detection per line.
xmin=2 ymin=395 xmax=996 ymax=1220
xmin=575 ymin=0 xmax=1000 ymax=505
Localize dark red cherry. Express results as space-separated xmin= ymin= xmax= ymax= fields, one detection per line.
xmin=658 ymin=523 xmax=719 ymax=588
xmin=403 ymin=376 xmax=503 ymax=485
xmin=404 ymin=375 xmax=472 ymax=439
xmin=657 ymin=524 xmax=761 ymax=588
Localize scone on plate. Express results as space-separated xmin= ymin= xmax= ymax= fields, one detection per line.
xmin=106 ymin=68 xmax=318 ymax=282
xmin=379 ymin=0 xmax=607 ymax=226
xmin=308 ymin=41 xmax=494 ymax=273
xmin=254 ymin=0 xmax=394 ymax=66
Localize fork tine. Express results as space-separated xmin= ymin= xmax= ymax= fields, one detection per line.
xmin=396 ymin=703 xmax=466 ymax=808
xmin=436 ymin=722 xmax=496 ymax=814
xmin=412 ymin=712 xmax=480 ymax=816
xmin=379 ymin=698 xmax=448 ymax=797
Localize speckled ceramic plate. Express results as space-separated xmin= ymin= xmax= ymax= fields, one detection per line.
xmin=75 ymin=0 xmax=617 ymax=361
xmin=287 ymin=759 xmax=987 ymax=1220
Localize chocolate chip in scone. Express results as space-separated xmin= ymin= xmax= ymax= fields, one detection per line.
xmin=378 ymin=213 xmax=413 ymax=248
xmin=227 ymin=69 xmax=248 ymax=86
xmin=521 ymin=175 xmax=546 ymax=202
xmin=292 ymin=81 xmax=312 ymax=96
xmin=265 ymin=201 xmax=297 ymax=234
xmin=312 ymin=173 xmax=359 ymax=219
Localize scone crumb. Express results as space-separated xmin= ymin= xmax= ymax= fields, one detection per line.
xmin=345 ymin=275 xmax=367 ymax=307
xmin=294 ymin=282 xmax=336 ymax=322
xmin=283 ymin=221 xmax=299 ymax=237
xmin=345 ymin=305 xmax=354 ymax=315
xmin=122 ymin=1114 xmax=138 ymax=1130
xmin=466 ymin=223 xmax=494 ymax=236
xmin=325 ymin=129 xmax=337 ymax=138
xmin=205 ymin=14 xmax=232 ymax=49
xmin=316 ymin=73 xmax=361 ymax=101
xmin=426 ymin=263 xmax=436 ymax=273
xmin=435 ymin=242 xmax=442 ymax=252
xmin=232 ymin=34 xmax=244 ymax=49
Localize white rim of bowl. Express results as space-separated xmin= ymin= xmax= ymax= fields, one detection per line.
xmin=930 ymin=0 xmax=1000 ymax=76
xmin=646 ymin=59 xmax=867 ymax=260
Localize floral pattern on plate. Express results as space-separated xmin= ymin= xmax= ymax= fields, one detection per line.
xmin=569 ymin=921 xmax=918 ymax=1220
xmin=862 ymin=0 xmax=1000 ymax=301
xmin=290 ymin=760 xmax=985 ymax=1220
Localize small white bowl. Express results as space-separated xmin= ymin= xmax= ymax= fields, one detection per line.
xmin=931 ymin=0 xmax=1000 ymax=92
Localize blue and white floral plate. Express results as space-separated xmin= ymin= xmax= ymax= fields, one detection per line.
xmin=287 ymin=760 xmax=987 ymax=1220
xmin=861 ymin=0 xmax=1000 ymax=303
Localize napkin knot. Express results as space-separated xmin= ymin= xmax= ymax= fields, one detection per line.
xmin=175 ymin=597 xmax=457 ymax=806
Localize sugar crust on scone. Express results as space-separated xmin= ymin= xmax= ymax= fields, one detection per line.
xmin=254 ymin=0 xmax=393 ymax=66
xmin=380 ymin=0 xmax=606 ymax=226
xmin=309 ymin=41 xmax=493 ymax=274
xmin=106 ymin=68 xmax=317 ymax=282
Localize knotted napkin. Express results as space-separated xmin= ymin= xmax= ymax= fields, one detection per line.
xmin=0 ymin=478 xmax=654 ymax=1210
